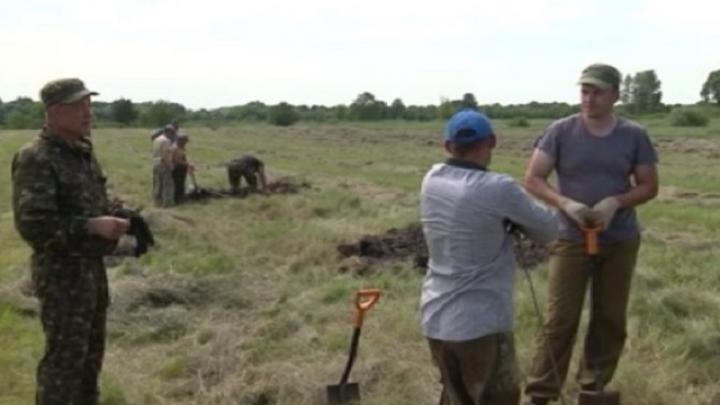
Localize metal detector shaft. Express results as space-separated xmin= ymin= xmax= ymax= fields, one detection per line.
xmin=507 ymin=223 xmax=568 ymax=405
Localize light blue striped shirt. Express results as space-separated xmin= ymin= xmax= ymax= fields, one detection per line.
xmin=419 ymin=160 xmax=558 ymax=341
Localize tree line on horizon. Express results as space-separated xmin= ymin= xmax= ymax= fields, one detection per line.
xmin=2 ymin=69 xmax=720 ymax=130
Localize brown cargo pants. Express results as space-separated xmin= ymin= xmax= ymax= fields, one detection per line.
xmin=429 ymin=332 xmax=520 ymax=405
xmin=524 ymin=236 xmax=640 ymax=401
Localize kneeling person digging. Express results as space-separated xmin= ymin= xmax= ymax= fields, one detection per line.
xmin=227 ymin=155 xmax=267 ymax=195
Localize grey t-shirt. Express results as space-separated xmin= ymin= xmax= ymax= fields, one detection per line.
xmin=536 ymin=114 xmax=658 ymax=242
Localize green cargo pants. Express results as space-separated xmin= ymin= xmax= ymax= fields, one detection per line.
xmin=524 ymin=236 xmax=640 ymax=401
xmin=429 ymin=332 xmax=520 ymax=405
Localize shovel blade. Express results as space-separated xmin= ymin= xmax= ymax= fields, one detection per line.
xmin=577 ymin=390 xmax=620 ymax=405
xmin=326 ymin=383 xmax=360 ymax=404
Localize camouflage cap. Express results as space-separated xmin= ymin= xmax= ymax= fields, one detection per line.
xmin=40 ymin=78 xmax=98 ymax=107
xmin=577 ymin=64 xmax=621 ymax=90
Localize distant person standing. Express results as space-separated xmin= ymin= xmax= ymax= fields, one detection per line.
xmin=227 ymin=155 xmax=267 ymax=194
xmin=11 ymin=78 xmax=130 ymax=405
xmin=419 ymin=109 xmax=558 ymax=405
xmin=150 ymin=120 xmax=179 ymax=141
xmin=522 ymin=64 xmax=658 ymax=405
xmin=170 ymin=134 xmax=193 ymax=203
xmin=152 ymin=126 xmax=176 ymax=207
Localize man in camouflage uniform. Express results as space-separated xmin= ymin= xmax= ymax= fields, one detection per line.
xmin=227 ymin=154 xmax=267 ymax=194
xmin=12 ymin=78 xmax=130 ymax=405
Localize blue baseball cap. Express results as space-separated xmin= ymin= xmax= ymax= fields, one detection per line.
xmin=445 ymin=109 xmax=494 ymax=144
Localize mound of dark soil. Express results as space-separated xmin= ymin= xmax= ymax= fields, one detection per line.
xmin=337 ymin=223 xmax=428 ymax=269
xmin=185 ymin=177 xmax=311 ymax=202
xmin=337 ymin=223 xmax=549 ymax=272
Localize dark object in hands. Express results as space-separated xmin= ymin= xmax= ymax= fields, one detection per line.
xmin=503 ymin=218 xmax=524 ymax=236
xmin=114 ymin=208 xmax=155 ymax=257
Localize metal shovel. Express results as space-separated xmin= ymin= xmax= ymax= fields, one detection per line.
xmin=326 ymin=289 xmax=381 ymax=405
xmin=578 ymin=226 xmax=620 ymax=405
xmin=189 ymin=171 xmax=199 ymax=192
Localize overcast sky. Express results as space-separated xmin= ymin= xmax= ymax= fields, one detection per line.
xmin=1 ymin=0 xmax=718 ymax=109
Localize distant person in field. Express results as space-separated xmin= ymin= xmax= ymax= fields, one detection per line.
xmin=521 ymin=64 xmax=658 ymax=405
xmin=419 ymin=109 xmax=558 ymax=405
xmin=12 ymin=78 xmax=130 ymax=405
xmin=150 ymin=120 xmax=179 ymax=141
xmin=151 ymin=126 xmax=176 ymax=207
xmin=170 ymin=134 xmax=193 ymax=203
xmin=227 ymin=155 xmax=267 ymax=194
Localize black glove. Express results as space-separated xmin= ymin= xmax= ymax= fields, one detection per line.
xmin=503 ymin=219 xmax=524 ymax=237
xmin=114 ymin=208 xmax=155 ymax=257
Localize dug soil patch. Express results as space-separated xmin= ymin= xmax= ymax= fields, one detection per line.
xmin=185 ymin=177 xmax=311 ymax=202
xmin=337 ymin=223 xmax=549 ymax=274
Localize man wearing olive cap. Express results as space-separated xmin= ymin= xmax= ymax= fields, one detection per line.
xmin=419 ymin=109 xmax=557 ymax=405
xmin=522 ymin=64 xmax=658 ymax=404
xmin=12 ymin=78 xmax=130 ymax=405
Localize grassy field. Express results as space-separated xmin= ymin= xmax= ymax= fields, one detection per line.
xmin=1 ymin=118 xmax=719 ymax=404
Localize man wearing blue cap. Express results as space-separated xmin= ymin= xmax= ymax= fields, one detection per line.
xmin=522 ymin=64 xmax=658 ymax=404
xmin=419 ymin=109 xmax=558 ymax=405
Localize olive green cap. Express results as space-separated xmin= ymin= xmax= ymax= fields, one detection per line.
xmin=577 ymin=64 xmax=621 ymax=89
xmin=40 ymin=78 xmax=98 ymax=107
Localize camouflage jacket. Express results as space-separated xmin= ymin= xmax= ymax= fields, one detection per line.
xmin=12 ymin=128 xmax=116 ymax=258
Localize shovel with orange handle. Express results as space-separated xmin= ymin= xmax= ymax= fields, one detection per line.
xmin=577 ymin=225 xmax=621 ymax=405
xmin=326 ymin=289 xmax=381 ymax=405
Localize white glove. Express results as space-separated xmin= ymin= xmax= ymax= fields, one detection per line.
xmin=558 ymin=197 xmax=594 ymax=227
xmin=592 ymin=197 xmax=620 ymax=230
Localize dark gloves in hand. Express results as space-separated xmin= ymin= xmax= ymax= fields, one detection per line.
xmin=114 ymin=208 xmax=155 ymax=257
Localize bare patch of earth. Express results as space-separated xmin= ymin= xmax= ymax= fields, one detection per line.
xmin=185 ymin=177 xmax=311 ymax=202
xmin=336 ymin=223 xmax=550 ymax=274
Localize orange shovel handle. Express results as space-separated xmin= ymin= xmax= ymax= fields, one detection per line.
xmin=352 ymin=289 xmax=381 ymax=328
xmin=581 ymin=225 xmax=601 ymax=255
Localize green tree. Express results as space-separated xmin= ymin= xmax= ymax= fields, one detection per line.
xmin=388 ymin=98 xmax=406 ymax=119
xmin=620 ymin=74 xmax=632 ymax=105
xmin=438 ymin=98 xmax=457 ymax=119
xmin=349 ymin=92 xmax=385 ymax=120
xmin=333 ymin=105 xmax=349 ymax=120
xmin=701 ymin=69 xmax=720 ymax=104
xmin=268 ymin=102 xmax=299 ymax=126
xmin=140 ymin=100 xmax=186 ymax=127
xmin=111 ymin=98 xmax=138 ymax=125
xmin=3 ymin=97 xmax=43 ymax=129
xmin=628 ymin=70 xmax=663 ymax=113
xmin=461 ymin=92 xmax=478 ymax=109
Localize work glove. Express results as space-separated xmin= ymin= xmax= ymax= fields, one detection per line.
xmin=592 ymin=196 xmax=620 ymax=230
xmin=114 ymin=208 xmax=155 ymax=257
xmin=558 ymin=197 xmax=594 ymax=227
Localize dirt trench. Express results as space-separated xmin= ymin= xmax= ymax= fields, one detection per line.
xmin=337 ymin=223 xmax=550 ymax=274
xmin=185 ymin=177 xmax=311 ymax=202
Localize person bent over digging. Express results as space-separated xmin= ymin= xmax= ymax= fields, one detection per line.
xmin=227 ymin=155 xmax=267 ymax=195
xmin=521 ymin=64 xmax=658 ymax=405
xmin=419 ymin=109 xmax=558 ymax=405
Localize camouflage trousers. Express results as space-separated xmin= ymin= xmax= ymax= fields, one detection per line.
xmin=32 ymin=254 xmax=109 ymax=405
xmin=428 ymin=332 xmax=520 ymax=405
xmin=153 ymin=162 xmax=175 ymax=207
